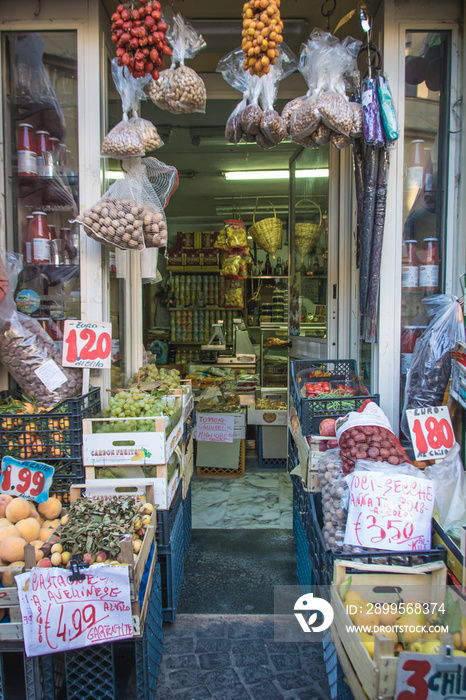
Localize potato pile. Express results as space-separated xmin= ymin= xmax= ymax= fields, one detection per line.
xmin=339 ymin=425 xmax=412 ymax=476
xmin=242 ymin=0 xmax=283 ymax=77
xmin=77 ymin=197 xmax=167 ymax=250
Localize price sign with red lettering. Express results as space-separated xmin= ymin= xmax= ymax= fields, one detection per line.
xmin=16 ymin=565 xmax=133 ymax=656
xmin=395 ymin=652 xmax=466 ymax=700
xmin=0 ymin=457 xmax=54 ymax=503
xmin=62 ymin=321 xmax=112 ymax=370
xmin=406 ymin=406 xmax=456 ymax=461
xmin=344 ymin=470 xmax=435 ymax=552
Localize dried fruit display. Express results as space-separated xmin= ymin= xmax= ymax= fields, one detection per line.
xmin=111 ymin=1 xmax=171 ymax=79
xmin=242 ymin=0 xmax=283 ymax=77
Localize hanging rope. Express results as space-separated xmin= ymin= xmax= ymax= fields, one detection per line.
xmin=321 ymin=0 xmax=337 ymax=32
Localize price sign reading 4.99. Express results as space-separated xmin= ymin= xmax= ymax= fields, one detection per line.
xmin=62 ymin=320 xmax=112 ymax=369
xmin=0 ymin=457 xmax=54 ymax=503
xmin=406 ymin=406 xmax=456 ymax=461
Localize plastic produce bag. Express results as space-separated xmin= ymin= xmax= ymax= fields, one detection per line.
xmin=0 ymin=253 xmax=80 ymax=408
xmin=290 ymin=30 xmax=361 ymax=143
xmin=425 ymin=443 xmax=466 ymax=539
xmin=317 ymin=449 xmax=350 ymax=551
xmin=148 ymin=12 xmax=206 ymax=114
xmin=258 ymin=48 xmax=296 ymax=147
xmin=401 ymin=295 xmax=465 ymax=436
xmin=361 ymin=77 xmax=384 ymax=147
xmin=217 ymin=49 xmax=259 ymax=144
xmin=101 ymin=61 xmax=145 ymax=158
xmin=127 ymin=67 xmax=163 ymax=152
xmin=336 ymin=399 xmax=412 ymax=475
xmin=76 ymin=157 xmax=178 ymax=251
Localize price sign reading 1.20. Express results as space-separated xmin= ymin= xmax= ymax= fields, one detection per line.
xmin=406 ymin=406 xmax=456 ymax=461
xmin=0 ymin=457 xmax=54 ymax=503
xmin=62 ymin=321 xmax=112 ymax=370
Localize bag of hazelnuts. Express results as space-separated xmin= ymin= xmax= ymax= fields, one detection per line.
xmin=148 ymin=11 xmax=207 ymax=114
xmin=76 ymin=157 xmax=178 ymax=251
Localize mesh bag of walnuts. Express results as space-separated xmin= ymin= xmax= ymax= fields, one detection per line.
xmin=0 ymin=253 xmax=81 ymax=408
xmin=148 ymin=11 xmax=207 ymax=114
xmin=76 ymin=157 xmax=178 ymax=251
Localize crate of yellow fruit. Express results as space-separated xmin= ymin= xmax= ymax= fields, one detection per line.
xmin=0 ymin=388 xmax=100 ymax=464
xmin=329 ymin=559 xmax=465 ymax=700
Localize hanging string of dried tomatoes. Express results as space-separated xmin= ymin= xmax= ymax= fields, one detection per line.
xmin=242 ymin=0 xmax=284 ymax=77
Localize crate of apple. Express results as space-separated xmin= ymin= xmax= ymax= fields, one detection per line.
xmin=111 ymin=0 xmax=171 ymax=79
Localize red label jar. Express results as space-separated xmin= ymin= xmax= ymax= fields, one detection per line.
xmin=30 ymin=211 xmax=51 ymax=264
xmin=402 ymin=239 xmax=419 ymax=291
xmin=17 ymin=123 xmax=37 ymax=177
xmin=419 ymin=237 xmax=439 ymax=292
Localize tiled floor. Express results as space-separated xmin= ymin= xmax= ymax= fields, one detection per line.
xmin=192 ymin=470 xmax=293 ymax=529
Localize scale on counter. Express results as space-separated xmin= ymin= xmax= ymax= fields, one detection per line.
xmin=202 ymin=319 xmax=256 ymax=366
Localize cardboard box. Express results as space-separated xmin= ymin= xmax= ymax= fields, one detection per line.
xmin=201 ymin=249 xmax=219 ymax=267
xmin=166 ymin=249 xmax=185 ymax=268
xmin=185 ymin=250 xmax=202 ymax=267
xmin=202 ymin=232 xmax=218 ymax=248
xmin=247 ymin=406 xmax=287 ymax=426
xmin=196 ymin=438 xmax=242 ymax=469
xmin=261 ymin=425 xmax=287 ymax=458
xmin=432 ymin=517 xmax=465 ymax=594
xmin=177 ymin=232 xmax=195 ymax=249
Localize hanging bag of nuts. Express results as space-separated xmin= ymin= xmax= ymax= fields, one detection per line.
xmin=217 ymin=48 xmax=259 ymax=144
xmin=76 ymin=157 xmax=178 ymax=251
xmin=148 ymin=11 xmax=207 ymax=114
xmin=0 ymin=252 xmax=81 ymax=408
xmin=258 ymin=46 xmax=296 ymax=148
xmin=101 ymin=60 xmax=146 ymax=158
xmin=127 ymin=66 xmax=163 ymax=152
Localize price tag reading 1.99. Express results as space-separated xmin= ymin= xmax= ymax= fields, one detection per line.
xmin=0 ymin=457 xmax=54 ymax=504
xmin=62 ymin=320 xmax=112 ymax=370
xmin=406 ymin=406 xmax=455 ymax=461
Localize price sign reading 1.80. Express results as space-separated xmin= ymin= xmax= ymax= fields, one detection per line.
xmin=62 ymin=321 xmax=112 ymax=370
xmin=0 ymin=457 xmax=54 ymax=503
xmin=406 ymin=406 xmax=455 ymax=461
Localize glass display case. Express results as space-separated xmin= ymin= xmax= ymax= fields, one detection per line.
xmin=2 ymin=30 xmax=80 ymax=351
xmin=260 ymin=323 xmax=288 ymax=387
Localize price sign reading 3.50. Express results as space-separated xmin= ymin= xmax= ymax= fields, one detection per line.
xmin=62 ymin=321 xmax=112 ymax=370
xmin=406 ymin=406 xmax=455 ymax=461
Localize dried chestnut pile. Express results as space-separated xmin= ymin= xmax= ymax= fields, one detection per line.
xmin=111 ymin=0 xmax=171 ymax=79
xmin=339 ymin=426 xmax=411 ymax=475
xmin=242 ymin=0 xmax=283 ymax=77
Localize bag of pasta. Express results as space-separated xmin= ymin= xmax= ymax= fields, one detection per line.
xmin=76 ymin=157 xmax=178 ymax=250
xmin=0 ymin=252 xmax=81 ymax=408
xmin=101 ymin=61 xmax=145 ymax=158
xmin=148 ymin=12 xmax=207 ymax=114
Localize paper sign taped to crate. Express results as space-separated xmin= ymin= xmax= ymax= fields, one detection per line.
xmin=395 ymin=652 xmax=466 ymax=699
xmin=406 ymin=405 xmax=456 ymax=460
xmin=16 ymin=565 xmax=133 ymax=657
xmin=0 ymin=457 xmax=54 ymax=503
xmin=344 ymin=470 xmax=434 ymax=552
xmin=196 ymin=414 xmax=235 ymax=442
xmin=62 ymin=320 xmax=112 ymax=369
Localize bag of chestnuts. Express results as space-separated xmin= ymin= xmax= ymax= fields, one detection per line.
xmin=76 ymin=157 xmax=178 ymax=251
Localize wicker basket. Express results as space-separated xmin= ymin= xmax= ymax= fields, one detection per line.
xmin=295 ymin=199 xmax=322 ymax=259
xmin=248 ymin=200 xmax=283 ymax=259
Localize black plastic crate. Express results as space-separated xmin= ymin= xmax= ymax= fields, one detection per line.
xmin=0 ymin=388 xmax=101 ymax=463
xmin=160 ymin=504 xmax=185 ymax=623
xmin=292 ymin=475 xmax=446 ymax=586
xmin=288 ymin=431 xmax=298 ymax=473
xmin=182 ymin=408 xmax=196 ymax=445
xmin=156 ymin=481 xmax=183 ymax=552
xmin=293 ymin=505 xmax=313 ymax=590
xmin=322 ymin=630 xmax=354 ymax=700
xmin=257 ymin=426 xmax=287 ymax=469
xmin=182 ymin=484 xmax=192 ymax=556
xmin=290 ymin=359 xmax=379 ymax=436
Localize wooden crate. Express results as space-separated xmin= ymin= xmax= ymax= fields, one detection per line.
xmin=197 ymin=439 xmax=245 ymax=478
xmin=0 ymin=544 xmax=36 ymax=642
xmin=182 ymin=433 xmax=194 ymax=498
xmin=82 ymin=396 xmax=183 ymax=467
xmin=330 ymin=559 xmax=447 ymax=700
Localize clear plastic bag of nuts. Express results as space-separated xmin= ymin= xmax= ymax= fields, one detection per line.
xmin=258 ymin=49 xmax=297 ymax=147
xmin=101 ymin=61 xmax=146 ymax=158
xmin=127 ymin=65 xmax=163 ymax=152
xmin=76 ymin=157 xmax=178 ymax=251
xmin=148 ymin=11 xmax=207 ymax=114
xmin=0 ymin=253 xmax=81 ymax=408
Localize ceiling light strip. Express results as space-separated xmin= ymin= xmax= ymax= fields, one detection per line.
xmin=223 ymin=169 xmax=329 ymax=181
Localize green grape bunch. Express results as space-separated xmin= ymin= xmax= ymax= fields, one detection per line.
xmin=96 ymin=387 xmax=181 ymax=434
xmin=129 ymin=364 xmax=184 ymax=393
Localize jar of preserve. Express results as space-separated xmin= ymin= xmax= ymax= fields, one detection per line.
xmin=30 ymin=211 xmax=51 ymax=264
xmin=17 ymin=123 xmax=37 ymax=177
xmin=407 ymin=139 xmax=425 ymax=190
xmin=36 ymin=130 xmax=52 ymax=177
xmin=401 ymin=326 xmax=424 ymax=377
xmin=402 ymin=239 xmax=419 ymax=291
xmin=24 ymin=215 xmax=34 ymax=264
xmin=48 ymin=225 xmax=57 ymax=240
xmin=419 ymin=237 xmax=439 ymax=292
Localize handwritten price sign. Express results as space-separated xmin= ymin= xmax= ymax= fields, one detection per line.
xmin=196 ymin=414 xmax=235 ymax=443
xmin=62 ymin=321 xmax=112 ymax=369
xmin=0 ymin=457 xmax=54 ymax=503
xmin=344 ymin=470 xmax=434 ymax=552
xmin=395 ymin=652 xmax=466 ymax=700
xmin=16 ymin=565 xmax=133 ymax=657
xmin=406 ymin=406 xmax=456 ymax=461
